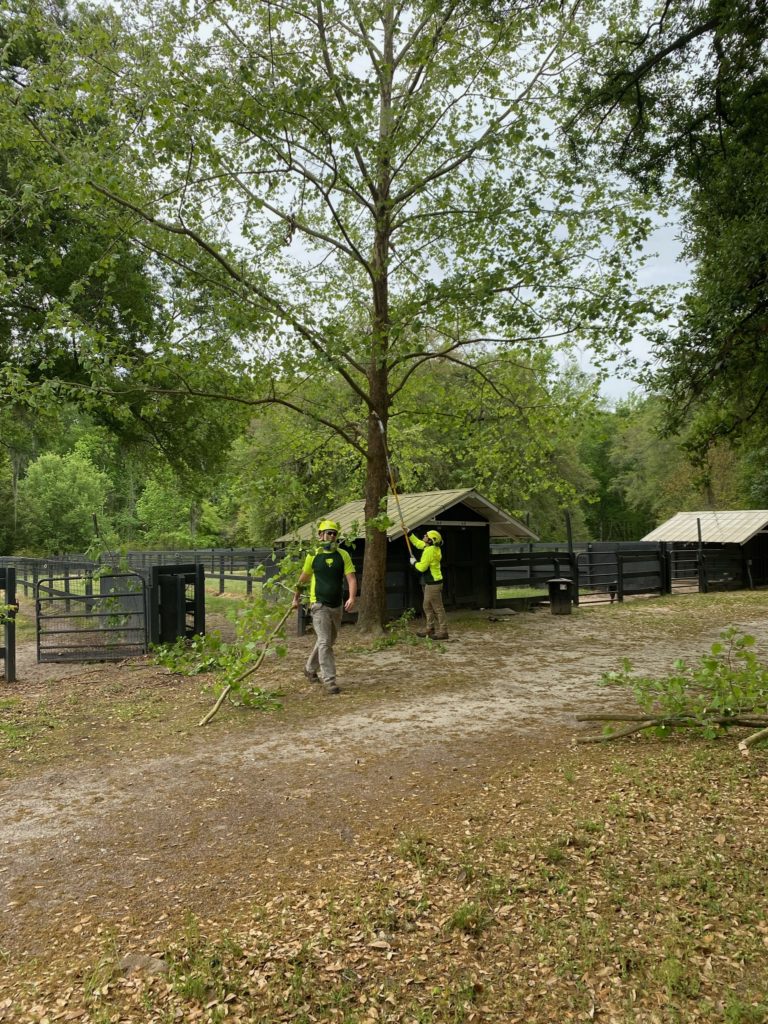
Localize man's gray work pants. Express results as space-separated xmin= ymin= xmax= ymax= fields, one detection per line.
xmin=305 ymin=602 xmax=343 ymax=685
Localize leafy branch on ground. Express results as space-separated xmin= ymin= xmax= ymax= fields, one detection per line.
xmin=153 ymin=595 xmax=286 ymax=720
xmin=578 ymin=627 xmax=768 ymax=752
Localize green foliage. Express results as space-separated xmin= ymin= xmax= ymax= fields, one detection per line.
xmin=16 ymin=450 xmax=112 ymax=554
xmin=446 ymin=902 xmax=493 ymax=937
xmin=367 ymin=609 xmax=419 ymax=651
xmin=155 ymin=555 xmax=306 ymax=713
xmin=600 ymin=628 xmax=768 ymax=738
xmin=0 ymin=3 xmax=253 ymax=483
xmin=570 ymin=0 xmax=768 ymax=454
xmin=153 ymin=633 xmax=230 ymax=677
xmin=154 ymin=597 xmax=285 ymax=713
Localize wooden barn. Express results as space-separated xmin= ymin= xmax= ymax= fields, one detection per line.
xmin=275 ymin=488 xmax=538 ymax=615
xmin=642 ymin=509 xmax=768 ymax=588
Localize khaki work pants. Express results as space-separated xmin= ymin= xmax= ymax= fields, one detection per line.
xmin=423 ymin=583 xmax=447 ymax=634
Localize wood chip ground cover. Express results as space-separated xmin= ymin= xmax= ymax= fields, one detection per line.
xmin=1 ymin=591 xmax=767 ymax=1023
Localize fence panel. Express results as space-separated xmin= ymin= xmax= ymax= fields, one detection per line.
xmin=576 ymin=549 xmax=666 ymax=604
xmin=490 ymin=552 xmax=577 ymax=607
xmin=668 ymin=548 xmax=701 ymax=593
xmin=36 ymin=574 xmax=147 ymax=663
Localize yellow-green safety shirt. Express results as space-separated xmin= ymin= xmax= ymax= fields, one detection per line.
xmin=301 ymin=546 xmax=356 ymax=605
xmin=409 ymin=533 xmax=443 ymax=584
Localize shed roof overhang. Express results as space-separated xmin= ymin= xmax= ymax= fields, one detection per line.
xmin=275 ymin=488 xmax=538 ymax=544
xmin=641 ymin=510 xmax=768 ymax=545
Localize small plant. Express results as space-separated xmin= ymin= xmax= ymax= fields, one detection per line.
xmin=369 ymin=608 xmax=419 ymax=650
xmin=446 ymin=902 xmax=493 ymax=937
xmin=723 ymin=997 xmax=768 ymax=1023
xmin=601 ymin=628 xmax=768 ymax=727
xmin=398 ymin=832 xmax=432 ymax=870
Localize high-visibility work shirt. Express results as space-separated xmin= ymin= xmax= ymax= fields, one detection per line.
xmin=302 ymin=546 xmax=355 ymax=606
xmin=409 ymin=534 xmax=443 ymax=584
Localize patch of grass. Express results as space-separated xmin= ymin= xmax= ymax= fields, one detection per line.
xmin=2 ymin=603 xmax=36 ymax=643
xmin=204 ymin=592 xmax=250 ymax=616
xmin=397 ymin=831 xmax=433 ymax=870
xmin=109 ymin=697 xmax=166 ymax=723
xmin=723 ymin=998 xmax=768 ymax=1023
xmin=446 ymin=901 xmax=494 ymax=937
xmin=496 ymin=587 xmax=548 ymax=599
xmin=0 ymin=700 xmax=58 ymax=749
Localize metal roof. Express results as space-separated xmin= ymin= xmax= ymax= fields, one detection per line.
xmin=642 ymin=510 xmax=768 ymax=545
xmin=274 ymin=488 xmax=539 ymax=544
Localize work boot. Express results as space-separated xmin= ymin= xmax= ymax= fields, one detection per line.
xmin=416 ymin=629 xmax=434 ymax=638
xmin=303 ymin=668 xmax=321 ymax=684
xmin=432 ymin=632 xmax=449 ymax=640
xmin=325 ymin=681 xmax=340 ymax=695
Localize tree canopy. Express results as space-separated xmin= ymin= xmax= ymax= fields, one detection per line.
xmin=8 ymin=0 xmax=657 ymax=626
xmin=571 ymin=0 xmax=768 ymax=455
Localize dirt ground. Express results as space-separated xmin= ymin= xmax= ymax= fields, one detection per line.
xmin=2 ymin=589 xmax=768 ymax=1011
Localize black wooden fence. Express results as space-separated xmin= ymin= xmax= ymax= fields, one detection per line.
xmin=0 ymin=549 xmax=276 ymax=599
xmin=489 ymin=540 xmax=747 ymax=606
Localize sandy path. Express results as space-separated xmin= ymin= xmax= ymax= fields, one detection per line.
xmin=2 ymin=597 xmax=766 ymax=962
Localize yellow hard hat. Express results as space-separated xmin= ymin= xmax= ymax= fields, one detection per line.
xmin=318 ymin=519 xmax=341 ymax=533
xmin=426 ymin=529 xmax=443 ymax=544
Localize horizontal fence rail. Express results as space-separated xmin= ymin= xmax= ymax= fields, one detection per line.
xmin=36 ymin=573 xmax=148 ymax=663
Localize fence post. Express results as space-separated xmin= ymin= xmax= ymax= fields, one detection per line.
xmin=699 ymin=553 xmax=709 ymax=594
xmin=661 ymin=543 xmax=671 ymax=594
xmin=571 ymin=553 xmax=580 ymax=607
xmin=2 ymin=568 xmax=16 ymax=682
xmin=617 ymin=556 xmax=625 ymax=602
xmin=195 ymin=563 xmax=206 ymax=636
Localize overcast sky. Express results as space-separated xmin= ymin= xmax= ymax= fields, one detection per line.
xmin=588 ymin=217 xmax=691 ymax=403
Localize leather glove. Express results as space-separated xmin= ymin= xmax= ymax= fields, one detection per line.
xmin=409 ymin=556 xmax=417 ymax=566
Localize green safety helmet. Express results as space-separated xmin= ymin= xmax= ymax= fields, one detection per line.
xmin=318 ymin=519 xmax=341 ymax=533
xmin=426 ymin=529 xmax=443 ymax=545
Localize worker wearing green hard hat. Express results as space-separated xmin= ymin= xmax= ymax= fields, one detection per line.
xmin=292 ymin=518 xmax=357 ymax=694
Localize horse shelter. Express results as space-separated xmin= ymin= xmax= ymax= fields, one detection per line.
xmin=642 ymin=509 xmax=768 ymax=591
xmin=274 ymin=488 xmax=538 ymax=619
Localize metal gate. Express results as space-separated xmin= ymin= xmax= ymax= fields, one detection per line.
xmin=36 ymin=573 xmax=148 ymax=663
xmin=575 ymin=549 xmax=666 ymax=604
xmin=668 ymin=548 xmax=700 ymax=594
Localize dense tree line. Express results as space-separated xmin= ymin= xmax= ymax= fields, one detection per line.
xmin=2 ymin=378 xmax=761 ymax=557
xmin=2 ymin=0 xmax=766 ymax=618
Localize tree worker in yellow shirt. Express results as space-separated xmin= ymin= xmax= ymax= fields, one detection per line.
xmin=409 ymin=529 xmax=448 ymax=640
xmin=292 ymin=519 xmax=357 ymax=694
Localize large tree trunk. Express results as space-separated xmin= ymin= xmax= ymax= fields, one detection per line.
xmin=356 ymin=4 xmax=394 ymax=637
xmin=356 ymin=403 xmax=390 ymax=635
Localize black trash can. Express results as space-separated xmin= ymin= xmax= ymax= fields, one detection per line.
xmin=547 ymin=577 xmax=573 ymax=615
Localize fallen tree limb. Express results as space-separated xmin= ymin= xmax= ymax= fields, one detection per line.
xmin=577 ymin=713 xmax=768 ymax=747
xmin=198 ymin=604 xmax=293 ymax=727
xmin=577 ymin=714 xmax=768 ymax=727
xmin=577 ymin=720 xmax=657 ymax=744
xmin=739 ymin=724 xmax=768 ymax=757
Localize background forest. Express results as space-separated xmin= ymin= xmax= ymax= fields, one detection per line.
xmin=2 ymin=0 xmax=767 ymax=560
